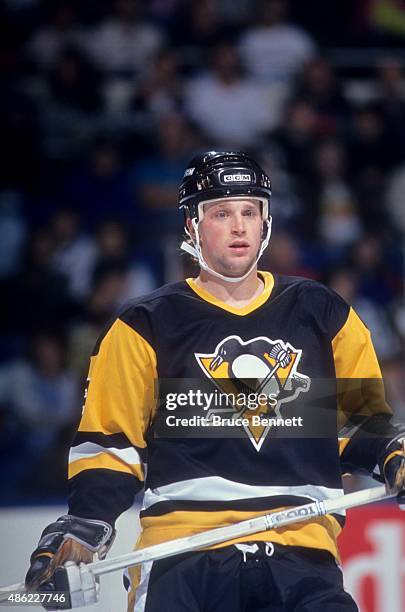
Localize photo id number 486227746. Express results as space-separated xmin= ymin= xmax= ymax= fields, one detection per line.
xmin=2 ymin=592 xmax=68 ymax=607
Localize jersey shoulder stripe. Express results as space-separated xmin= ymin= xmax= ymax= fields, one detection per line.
xmin=91 ymin=281 xmax=192 ymax=356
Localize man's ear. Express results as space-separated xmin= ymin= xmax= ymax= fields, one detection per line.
xmin=186 ymin=217 xmax=196 ymax=240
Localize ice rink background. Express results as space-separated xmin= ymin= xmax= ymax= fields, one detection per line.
xmin=0 ymin=505 xmax=140 ymax=612
xmin=1 ymin=496 xmax=405 ymax=612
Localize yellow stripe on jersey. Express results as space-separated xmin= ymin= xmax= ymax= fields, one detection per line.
xmin=126 ymin=565 xmax=142 ymax=612
xmin=332 ymin=307 xmax=383 ymax=378
xmin=338 ymin=438 xmax=350 ymax=455
xmin=383 ymin=449 xmax=405 ymax=470
xmin=68 ymin=454 xmax=145 ymax=481
xmin=186 ymin=271 xmax=274 ymax=316
xmin=137 ymin=509 xmax=342 ymax=560
xmin=69 ymin=318 xmax=157 ymax=480
xmin=332 ymin=306 xmax=391 ymax=430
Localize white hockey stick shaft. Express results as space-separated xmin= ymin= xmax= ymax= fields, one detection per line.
xmin=88 ymin=485 xmax=391 ymax=577
xmin=0 ymin=485 xmax=393 ymax=599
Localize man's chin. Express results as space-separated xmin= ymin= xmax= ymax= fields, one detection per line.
xmin=217 ymin=259 xmax=256 ymax=278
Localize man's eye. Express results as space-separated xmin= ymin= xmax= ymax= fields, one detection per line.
xmin=216 ymin=211 xmax=228 ymax=218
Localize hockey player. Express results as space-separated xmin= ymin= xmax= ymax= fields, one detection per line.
xmin=26 ymin=151 xmax=405 ymax=611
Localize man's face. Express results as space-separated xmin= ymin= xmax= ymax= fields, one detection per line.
xmin=195 ymin=198 xmax=263 ymax=278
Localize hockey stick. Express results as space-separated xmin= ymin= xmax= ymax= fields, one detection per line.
xmin=0 ymin=484 xmax=393 ymax=601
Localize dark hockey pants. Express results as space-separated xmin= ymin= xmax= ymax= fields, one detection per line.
xmin=129 ymin=542 xmax=358 ymax=611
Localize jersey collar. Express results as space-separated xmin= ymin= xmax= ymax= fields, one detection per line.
xmin=186 ymin=271 xmax=274 ymax=316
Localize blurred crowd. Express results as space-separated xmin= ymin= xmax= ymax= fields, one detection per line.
xmin=0 ymin=0 xmax=404 ymax=503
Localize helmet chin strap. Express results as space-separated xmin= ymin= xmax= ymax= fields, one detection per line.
xmin=180 ymin=216 xmax=272 ymax=283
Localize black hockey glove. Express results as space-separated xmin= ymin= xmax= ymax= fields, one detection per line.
xmin=25 ymin=515 xmax=115 ymax=607
xmin=381 ymin=437 xmax=405 ymax=509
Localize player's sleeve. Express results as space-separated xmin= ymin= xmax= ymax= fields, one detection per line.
xmin=67 ymin=316 xmax=157 ymax=526
xmin=333 ymin=306 xmax=399 ymax=475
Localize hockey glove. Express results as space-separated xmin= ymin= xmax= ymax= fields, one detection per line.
xmin=25 ymin=515 xmax=115 ymax=607
xmin=381 ymin=437 xmax=405 ymax=509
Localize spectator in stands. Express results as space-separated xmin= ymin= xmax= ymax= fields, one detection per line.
xmin=67 ymin=246 xmax=155 ymax=379
xmin=92 ymin=219 xmax=156 ymax=299
xmin=46 ymin=46 xmax=103 ymax=113
xmin=348 ymin=233 xmax=399 ymax=306
xmin=219 ymin=0 xmax=252 ymax=28
xmin=38 ymin=46 xmax=104 ymax=160
xmin=328 ymin=266 xmax=401 ymax=363
xmin=26 ymin=2 xmax=84 ymax=70
xmin=94 ymin=219 xmax=130 ymax=266
xmin=348 ymin=104 xmax=400 ymax=176
xmin=375 ymin=56 xmax=405 ymax=162
xmin=0 ymin=191 xmax=27 ymax=279
xmin=346 ymin=104 xmax=401 ymax=228
xmin=386 ymin=162 xmax=405 ymax=234
xmin=185 ymin=41 xmax=277 ymax=147
xmin=86 ymin=0 xmax=164 ymax=76
xmin=293 ymin=56 xmax=351 ymax=133
xmin=49 ymin=211 xmax=156 ymax=302
xmin=49 ymin=207 xmax=97 ymax=299
xmin=238 ymin=0 xmax=316 ymax=84
xmin=131 ymin=48 xmax=184 ymax=119
xmin=272 ymin=98 xmax=318 ymax=181
xmin=328 ymin=266 xmax=404 ymax=416
xmin=376 ymin=56 xmax=405 ymax=116
xmin=262 ymin=231 xmax=318 ymax=279
xmin=61 ymin=138 xmax=135 ymax=227
xmin=67 ymin=265 xmax=129 ymax=380
xmin=0 ymin=332 xmax=79 ymax=498
xmin=256 ymin=149 xmax=302 ymax=229
xmin=0 ymin=332 xmax=79 ymax=443
xmin=302 ymin=139 xmax=362 ymax=250
xmin=131 ymin=112 xmax=198 ymax=234
xmin=316 ymin=140 xmax=362 ymax=250
xmin=6 ymin=227 xmax=79 ymax=336
xmin=171 ymin=0 xmax=231 ymax=63
xmin=361 ymin=0 xmax=405 ymax=40
xmin=148 ymin=0 xmax=182 ymax=26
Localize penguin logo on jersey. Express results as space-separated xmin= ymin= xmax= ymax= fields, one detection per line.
xmin=195 ymin=335 xmax=310 ymax=451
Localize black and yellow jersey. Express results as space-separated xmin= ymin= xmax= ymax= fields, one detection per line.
xmin=68 ymin=271 xmax=394 ymax=562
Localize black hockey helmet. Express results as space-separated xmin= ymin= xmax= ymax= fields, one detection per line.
xmin=178 ymin=151 xmax=271 ymax=221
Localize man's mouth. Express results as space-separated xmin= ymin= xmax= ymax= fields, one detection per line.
xmin=229 ymin=241 xmax=249 ymax=248
xmin=229 ymin=241 xmax=250 ymax=253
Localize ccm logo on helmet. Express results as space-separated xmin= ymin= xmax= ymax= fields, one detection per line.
xmin=222 ymin=173 xmax=252 ymax=183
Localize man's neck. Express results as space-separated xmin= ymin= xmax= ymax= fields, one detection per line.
xmin=194 ymin=269 xmax=264 ymax=307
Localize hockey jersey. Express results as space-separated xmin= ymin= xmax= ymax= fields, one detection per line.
xmin=68 ymin=272 xmax=393 ymax=564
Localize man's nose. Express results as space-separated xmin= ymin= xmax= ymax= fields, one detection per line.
xmin=231 ymin=214 xmax=246 ymax=234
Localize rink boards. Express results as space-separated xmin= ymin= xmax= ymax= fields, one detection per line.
xmin=0 ymin=503 xmax=404 ymax=612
